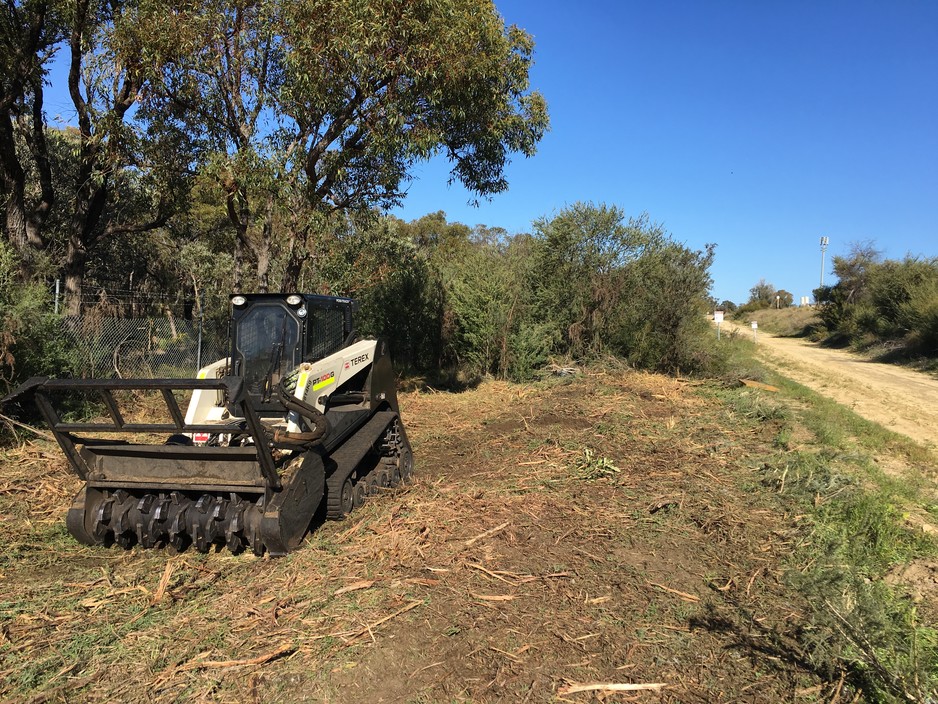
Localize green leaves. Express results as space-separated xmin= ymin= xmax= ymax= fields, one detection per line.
xmin=817 ymin=244 xmax=938 ymax=353
xmin=121 ymin=0 xmax=549 ymax=289
xmin=524 ymin=203 xmax=715 ymax=373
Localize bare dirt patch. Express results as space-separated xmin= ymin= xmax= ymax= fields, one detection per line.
xmin=0 ymin=371 xmax=871 ymax=702
xmin=885 ymin=559 xmax=938 ymax=624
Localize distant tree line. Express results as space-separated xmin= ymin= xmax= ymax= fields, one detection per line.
xmin=0 ymin=201 xmax=720 ymax=386
xmin=374 ymin=204 xmax=717 ymax=379
xmin=729 ymin=279 xmax=794 ymax=315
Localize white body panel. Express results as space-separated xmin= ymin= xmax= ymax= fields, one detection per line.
xmin=285 ymin=339 xmax=377 ymax=432
xmin=183 ymin=341 xmax=378 ymax=436
xmin=184 ymin=358 xmax=230 ymax=426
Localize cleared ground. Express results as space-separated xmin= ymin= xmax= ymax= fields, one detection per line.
xmin=0 ymin=365 xmax=933 ymax=702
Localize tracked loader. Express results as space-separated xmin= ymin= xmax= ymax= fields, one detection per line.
xmin=2 ymin=294 xmax=413 ymax=556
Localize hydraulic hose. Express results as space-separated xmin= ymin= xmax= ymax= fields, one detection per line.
xmin=276 ymin=369 xmax=331 ymax=445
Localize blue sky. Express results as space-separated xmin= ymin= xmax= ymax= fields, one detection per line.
xmin=390 ymin=1 xmax=938 ymax=305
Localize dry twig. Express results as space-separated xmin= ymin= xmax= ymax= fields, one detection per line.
xmin=151 ymin=560 xmax=177 ymax=605
xmin=647 ymin=582 xmax=700 ymax=603
xmin=558 ymin=682 xmax=667 ymax=695
xmin=333 ymin=580 xmax=376 ymax=596
xmin=179 ymin=642 xmax=296 ymax=671
xmin=463 ymin=521 xmax=510 ymax=548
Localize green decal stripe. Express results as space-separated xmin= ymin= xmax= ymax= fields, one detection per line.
xmin=312 ymin=376 xmax=335 ymax=392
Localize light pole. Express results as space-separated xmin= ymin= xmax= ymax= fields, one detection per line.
xmin=819 ymin=236 xmax=829 ymax=287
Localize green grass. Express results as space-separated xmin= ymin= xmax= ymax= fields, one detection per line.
xmin=709 ymin=354 xmax=938 ymax=703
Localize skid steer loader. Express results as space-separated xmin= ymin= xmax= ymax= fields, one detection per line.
xmin=2 ymin=293 xmax=413 ymax=556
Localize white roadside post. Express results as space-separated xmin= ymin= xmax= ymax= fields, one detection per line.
xmin=714 ymin=309 xmax=724 ymax=339
xmin=751 ymin=320 xmax=758 ymax=343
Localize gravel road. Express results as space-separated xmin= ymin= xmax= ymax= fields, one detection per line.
xmin=730 ymin=323 xmax=938 ymax=449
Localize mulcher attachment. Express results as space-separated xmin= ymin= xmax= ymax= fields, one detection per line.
xmin=68 ymin=488 xmax=261 ymax=553
xmin=5 ymin=374 xmax=412 ymax=556
xmin=66 ymin=450 xmax=326 ymax=556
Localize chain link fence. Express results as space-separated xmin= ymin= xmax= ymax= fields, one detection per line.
xmin=57 ymin=287 xmax=229 ymax=378
xmin=62 ymin=316 xmax=229 ymax=379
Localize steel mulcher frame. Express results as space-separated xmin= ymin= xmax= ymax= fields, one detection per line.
xmin=12 ymin=375 xmax=325 ymax=555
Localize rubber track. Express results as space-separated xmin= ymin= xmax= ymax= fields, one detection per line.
xmin=324 ymin=410 xmax=396 ymax=519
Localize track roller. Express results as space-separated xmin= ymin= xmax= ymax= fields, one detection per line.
xmin=339 ymin=478 xmax=354 ymax=516
xmin=352 ymin=481 xmax=366 ymax=508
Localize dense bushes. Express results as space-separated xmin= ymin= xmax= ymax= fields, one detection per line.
xmin=815 ymin=246 xmax=938 ymax=355
xmin=309 ymin=203 xmax=717 ymax=380
xmin=0 ymin=241 xmax=78 ymax=390
xmin=0 ymin=203 xmax=720 ymax=386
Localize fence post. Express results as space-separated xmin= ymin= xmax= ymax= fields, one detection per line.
xmin=196 ymin=293 xmax=204 ymax=374
xmin=54 ymin=279 xmax=60 ymax=315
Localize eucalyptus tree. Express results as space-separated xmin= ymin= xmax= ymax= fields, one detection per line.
xmin=142 ymin=0 xmax=548 ymax=292
xmin=1 ymin=0 xmax=194 ymax=313
xmin=0 ymin=0 xmax=63 ymax=268
xmin=59 ymin=0 xmax=197 ymax=314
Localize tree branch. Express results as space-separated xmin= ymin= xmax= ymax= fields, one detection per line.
xmin=24 ymin=76 xmax=53 ymax=247
xmin=69 ymin=0 xmax=92 ymax=137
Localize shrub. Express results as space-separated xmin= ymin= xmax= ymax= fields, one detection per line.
xmin=523 ymin=203 xmax=717 ymax=375
xmin=901 ymin=282 xmax=938 ymax=354
xmin=613 ymin=240 xmax=716 ymax=373
xmin=814 ymin=247 xmax=938 ymax=358
xmin=0 ymin=242 xmax=80 ymax=393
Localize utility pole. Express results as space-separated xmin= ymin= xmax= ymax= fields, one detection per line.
xmin=819 ymin=236 xmax=829 ymax=287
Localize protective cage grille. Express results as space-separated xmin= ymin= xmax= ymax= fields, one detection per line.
xmin=307 ymin=308 xmax=347 ymax=362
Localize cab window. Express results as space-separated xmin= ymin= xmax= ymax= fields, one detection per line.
xmin=235 ymin=305 xmax=301 ymax=400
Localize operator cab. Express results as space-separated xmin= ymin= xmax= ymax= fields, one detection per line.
xmin=229 ymin=294 xmax=355 ymax=412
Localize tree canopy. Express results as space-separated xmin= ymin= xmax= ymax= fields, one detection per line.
xmin=747 ymin=278 xmax=777 ymax=308
xmin=1 ymin=0 xmax=549 ymax=309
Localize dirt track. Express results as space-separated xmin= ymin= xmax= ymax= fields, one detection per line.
xmin=731 ymin=323 xmax=938 ymax=449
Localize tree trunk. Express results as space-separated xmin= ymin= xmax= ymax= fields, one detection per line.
xmin=255 ymin=196 xmax=275 ymax=293
xmin=226 ymin=188 xmax=252 ymax=292
xmin=63 ymin=235 xmax=87 ymax=316
xmin=0 ymin=115 xmax=28 ymax=253
xmin=62 ymin=155 xmax=108 ymax=315
xmin=1 ymin=102 xmax=53 ymax=276
xmin=3 ymin=181 xmax=28 ymax=252
xmin=281 ymin=231 xmax=310 ymax=291
xmin=256 ymin=244 xmax=270 ymax=293
xmin=232 ymin=242 xmax=243 ymax=293
xmin=24 ymin=84 xmax=54 ymax=249
xmin=281 ymin=209 xmax=313 ymax=291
